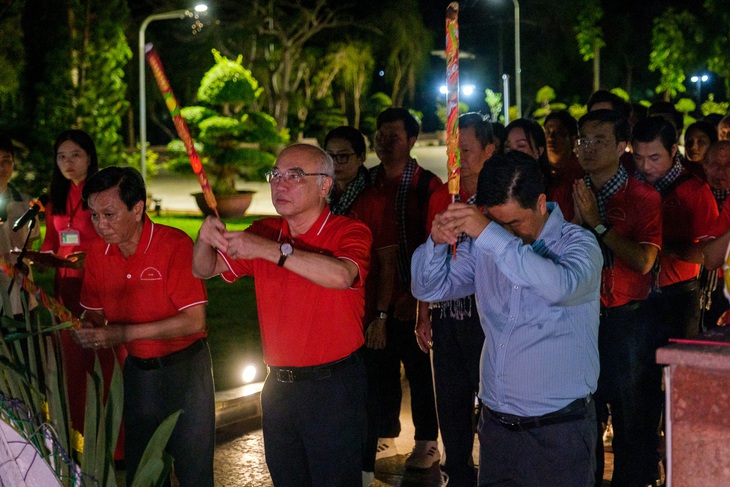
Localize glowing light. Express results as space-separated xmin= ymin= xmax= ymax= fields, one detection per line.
xmin=439 ymin=85 xmax=448 ymax=95
xmin=194 ymin=4 xmax=208 ymax=12
xmin=242 ymin=365 xmax=257 ymax=384
xmin=462 ymin=84 xmax=475 ymax=96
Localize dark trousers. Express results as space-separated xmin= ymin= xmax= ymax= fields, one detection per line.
xmin=644 ymin=281 xmax=701 ymax=480
xmin=477 ymin=400 xmax=596 ymax=487
xmin=261 ymin=352 xmax=366 ymax=487
xmin=124 ymin=340 xmax=215 ymax=487
xmin=594 ymin=302 xmax=657 ymax=487
xmin=375 ymin=316 xmax=439 ymax=440
xmin=432 ymin=308 xmax=484 ymax=486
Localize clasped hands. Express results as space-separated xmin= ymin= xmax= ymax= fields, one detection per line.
xmin=73 ymin=310 xmax=125 ymax=350
xmin=571 ymin=179 xmax=601 ymax=228
xmin=431 ymin=203 xmax=490 ymax=245
xmin=198 ymin=216 xmax=271 ymax=260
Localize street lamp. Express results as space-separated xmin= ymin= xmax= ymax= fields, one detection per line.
xmin=511 ymin=0 xmax=521 ymax=119
xmin=690 ymin=74 xmax=709 ymax=105
xmin=138 ymin=4 xmax=208 ymax=182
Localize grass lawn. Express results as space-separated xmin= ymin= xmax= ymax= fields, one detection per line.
xmin=33 ymin=213 xmax=265 ymax=392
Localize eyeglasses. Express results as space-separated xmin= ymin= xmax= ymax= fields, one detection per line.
xmin=575 ymin=138 xmax=611 ymax=150
xmin=265 ymin=169 xmax=330 ymax=184
xmin=326 ymin=151 xmax=356 ymax=164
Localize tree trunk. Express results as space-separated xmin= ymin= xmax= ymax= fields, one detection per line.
xmin=593 ymin=42 xmax=600 ymax=92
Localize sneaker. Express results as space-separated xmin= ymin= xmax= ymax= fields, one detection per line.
xmin=404 ymin=440 xmax=441 ymax=469
xmin=375 ymin=437 xmax=398 ymax=460
xmin=362 ymin=470 xmax=375 ymax=487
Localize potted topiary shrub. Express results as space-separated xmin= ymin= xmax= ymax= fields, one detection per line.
xmin=167 ymin=49 xmax=289 ymax=217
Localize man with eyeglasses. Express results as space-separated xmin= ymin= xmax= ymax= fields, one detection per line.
xmin=193 ymin=143 xmax=372 ymax=487
xmin=349 ymin=107 xmax=441 ymax=477
xmin=572 ymin=109 xmax=663 ymax=486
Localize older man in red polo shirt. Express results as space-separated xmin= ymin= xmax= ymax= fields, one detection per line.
xmin=72 ymin=167 xmax=212 ymax=487
xmin=193 ymin=143 xmax=371 ymax=487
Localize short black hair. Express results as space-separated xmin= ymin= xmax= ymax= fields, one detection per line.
xmin=631 ymin=116 xmax=677 ymax=153
xmin=578 ymin=109 xmax=631 ymax=142
xmin=587 ymin=90 xmax=631 ymax=119
xmin=544 ymin=111 xmax=578 ymax=137
xmin=82 ymin=166 xmax=146 ymax=211
xmin=459 ymin=112 xmax=494 ymax=148
xmin=475 ymin=150 xmax=545 ymax=209
xmin=647 ymin=101 xmax=683 ymax=133
xmin=376 ymin=107 xmax=420 ymax=139
xmin=0 ymin=135 xmax=14 ymax=157
xmin=324 ymin=126 xmax=367 ymax=156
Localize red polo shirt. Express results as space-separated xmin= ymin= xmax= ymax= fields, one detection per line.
xmin=709 ymin=198 xmax=730 ymax=238
xmin=80 ymin=217 xmax=208 ymax=359
xmin=601 ymin=177 xmax=663 ymax=308
xmin=349 ymin=165 xmax=441 ymax=307
xmin=545 ymin=154 xmax=584 ymax=222
xmin=658 ymin=174 xmax=717 ymax=287
xmin=219 ymin=207 xmax=371 ymax=367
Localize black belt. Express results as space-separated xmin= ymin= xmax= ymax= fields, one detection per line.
xmin=127 ymin=338 xmax=206 ymax=370
xmin=656 ymin=278 xmax=698 ymax=296
xmin=269 ymin=350 xmax=361 ymax=383
xmin=486 ymin=395 xmax=592 ymax=432
xmin=601 ymin=300 xmax=642 ymax=317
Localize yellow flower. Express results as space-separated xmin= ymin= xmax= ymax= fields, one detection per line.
xmin=72 ymin=428 xmax=84 ymax=454
xmin=40 ymin=401 xmax=50 ymax=421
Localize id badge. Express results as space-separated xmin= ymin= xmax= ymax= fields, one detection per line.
xmin=60 ymin=228 xmax=80 ymax=246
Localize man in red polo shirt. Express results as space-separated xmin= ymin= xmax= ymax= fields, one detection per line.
xmin=572 ymin=109 xmax=662 ymax=486
xmin=349 ymin=108 xmax=441 ymax=477
xmin=73 ymin=167 xmax=212 ymax=487
xmin=632 ymin=116 xmax=717 ymax=339
xmin=193 ymin=143 xmax=371 ymax=487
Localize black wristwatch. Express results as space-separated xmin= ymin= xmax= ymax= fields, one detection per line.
xmin=593 ymin=223 xmax=611 ymax=240
xmin=278 ymin=243 xmax=293 ymax=267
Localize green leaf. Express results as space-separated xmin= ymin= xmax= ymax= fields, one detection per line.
xmin=131 ymin=410 xmax=182 ymax=487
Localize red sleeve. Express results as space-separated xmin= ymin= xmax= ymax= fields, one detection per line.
xmin=426 ymin=184 xmax=450 ymax=235
xmin=166 ymin=234 xmax=207 ymax=310
xmin=633 ymin=180 xmax=663 ymax=248
xmin=41 ymin=209 xmax=60 ymax=253
xmin=709 ymin=197 xmax=730 ymax=238
xmin=333 ymin=218 xmax=372 ymax=288
xmin=688 ymin=182 xmax=719 ymax=240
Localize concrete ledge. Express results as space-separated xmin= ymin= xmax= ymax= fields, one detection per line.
xmin=215 ymin=382 xmax=263 ymax=430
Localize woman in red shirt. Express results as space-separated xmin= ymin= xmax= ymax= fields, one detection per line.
xmin=41 ymin=130 xmax=124 ymax=455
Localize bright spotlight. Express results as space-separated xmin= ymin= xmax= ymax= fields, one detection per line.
xmin=439 ymin=85 xmax=448 ymax=95
xmin=691 ymin=76 xmax=699 ymax=83
xmin=194 ymin=4 xmax=208 ymax=12
xmin=462 ymin=84 xmax=476 ymax=96
xmin=242 ymin=365 xmax=257 ymax=384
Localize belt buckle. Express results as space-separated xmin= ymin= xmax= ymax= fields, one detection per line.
xmin=276 ymin=369 xmax=295 ymax=383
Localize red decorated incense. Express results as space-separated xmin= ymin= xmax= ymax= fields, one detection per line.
xmin=446 ymin=3 xmax=460 ymax=257
xmin=145 ymin=45 xmax=219 ymax=218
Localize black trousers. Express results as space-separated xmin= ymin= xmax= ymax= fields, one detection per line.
xmin=594 ymin=302 xmax=658 ymax=487
xmin=432 ymin=308 xmax=484 ymax=486
xmin=477 ymin=400 xmax=596 ymax=487
xmin=261 ymin=351 xmax=366 ymax=487
xmin=123 ymin=339 xmax=215 ymax=487
xmin=374 ymin=316 xmax=439 ymax=441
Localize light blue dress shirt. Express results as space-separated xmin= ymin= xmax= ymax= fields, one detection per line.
xmin=411 ymin=203 xmax=602 ymax=417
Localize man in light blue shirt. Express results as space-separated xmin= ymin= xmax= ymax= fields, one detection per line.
xmin=412 ymin=150 xmax=602 ymax=486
